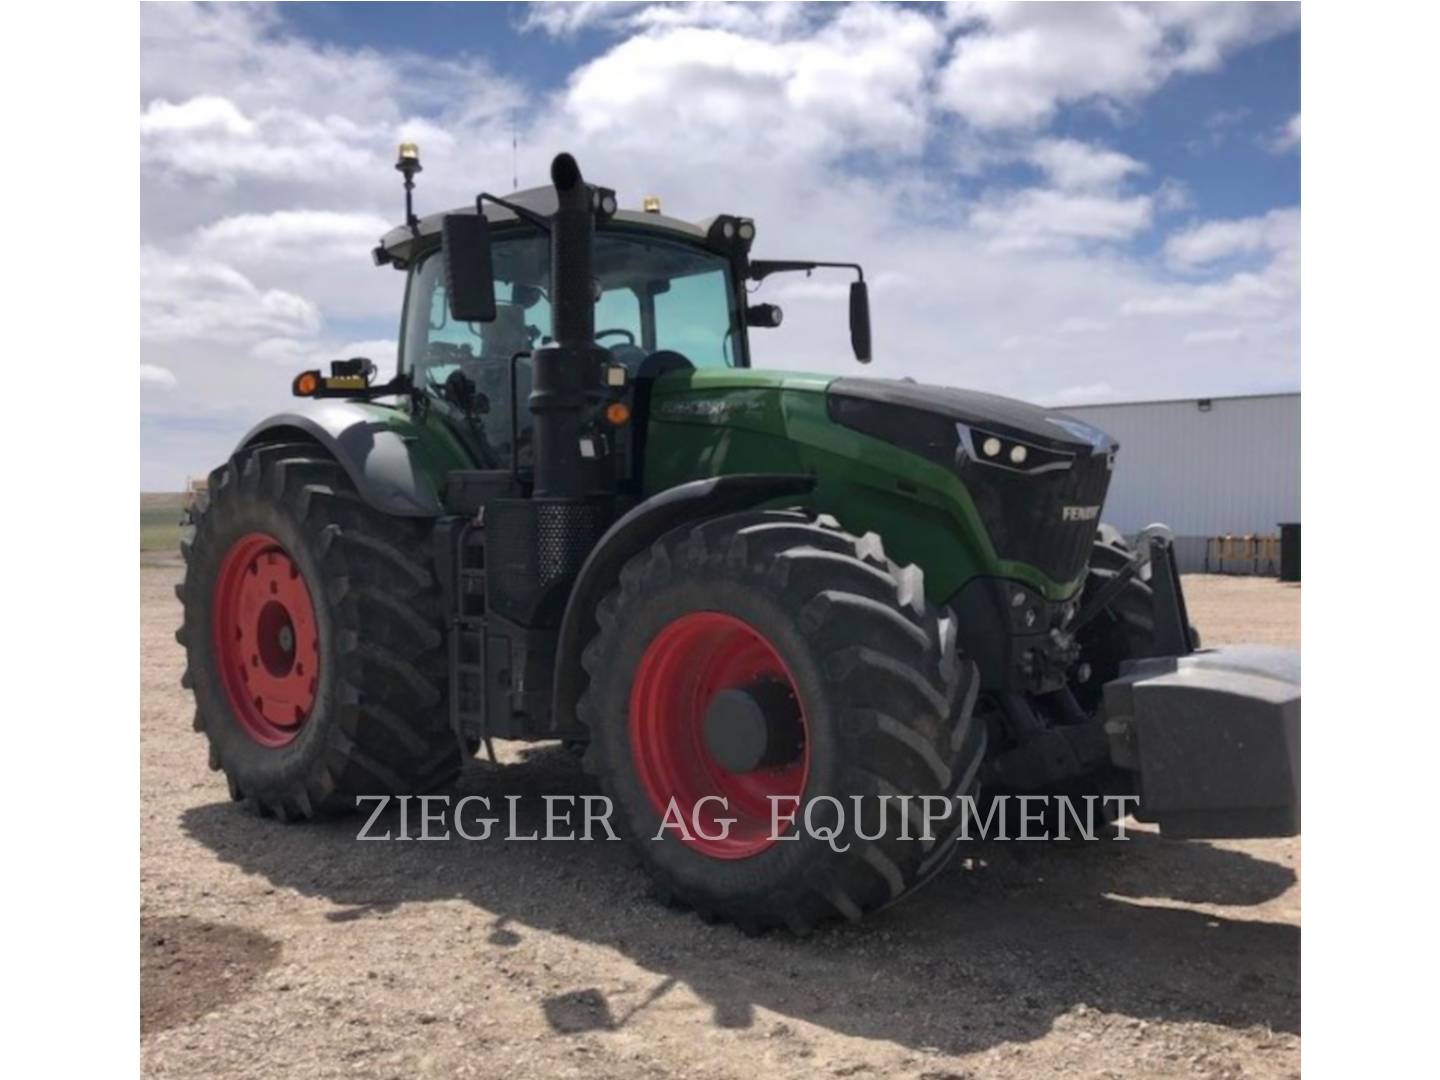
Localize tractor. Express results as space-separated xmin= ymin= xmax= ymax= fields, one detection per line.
xmin=175 ymin=149 xmax=1300 ymax=931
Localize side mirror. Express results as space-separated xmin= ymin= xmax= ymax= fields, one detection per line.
xmin=442 ymin=213 xmax=497 ymax=323
xmin=849 ymin=280 xmax=872 ymax=363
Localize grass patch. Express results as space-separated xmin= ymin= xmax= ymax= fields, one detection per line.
xmin=141 ymin=493 xmax=189 ymax=553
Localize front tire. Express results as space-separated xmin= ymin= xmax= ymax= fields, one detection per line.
xmin=576 ymin=510 xmax=984 ymax=932
xmin=1074 ymin=523 xmax=1201 ymax=709
xmin=176 ymin=441 xmax=458 ymax=820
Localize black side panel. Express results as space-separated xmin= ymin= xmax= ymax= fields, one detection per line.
xmin=240 ymin=405 xmax=456 ymax=517
xmin=829 ymin=377 xmax=1111 ymax=454
xmin=549 ymin=474 xmax=816 ymax=737
xmin=487 ymin=497 xmax=613 ymax=628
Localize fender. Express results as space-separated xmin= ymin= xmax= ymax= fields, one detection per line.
xmin=550 ymin=473 xmax=817 ymax=733
xmin=239 ymin=402 xmax=474 ymax=517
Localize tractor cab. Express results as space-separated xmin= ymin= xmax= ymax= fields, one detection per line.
xmin=364 ymin=155 xmax=869 ymax=473
xmin=394 ymin=220 xmax=748 ymax=468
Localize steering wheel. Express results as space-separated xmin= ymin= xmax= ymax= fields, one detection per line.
xmin=595 ymin=328 xmax=636 ymax=346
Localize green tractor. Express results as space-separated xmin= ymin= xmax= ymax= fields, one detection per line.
xmin=176 ymin=149 xmax=1299 ymax=931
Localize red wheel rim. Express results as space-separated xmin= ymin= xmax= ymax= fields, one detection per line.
xmin=629 ymin=612 xmax=809 ymax=859
xmin=211 ymin=532 xmax=320 ymax=747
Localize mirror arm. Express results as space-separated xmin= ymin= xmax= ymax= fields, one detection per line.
xmin=748 ymin=259 xmax=864 ymax=283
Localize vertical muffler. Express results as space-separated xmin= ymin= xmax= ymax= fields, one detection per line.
xmin=488 ymin=153 xmax=615 ymax=633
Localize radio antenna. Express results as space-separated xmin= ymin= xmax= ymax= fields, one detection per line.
xmin=511 ymin=114 xmax=518 ymax=191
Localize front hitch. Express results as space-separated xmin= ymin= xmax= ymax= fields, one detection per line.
xmin=1073 ymin=525 xmax=1195 ymax=655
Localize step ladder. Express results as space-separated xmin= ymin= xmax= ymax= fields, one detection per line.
xmin=447 ymin=517 xmax=489 ymax=756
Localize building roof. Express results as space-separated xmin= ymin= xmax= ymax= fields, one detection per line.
xmin=1055 ymin=390 xmax=1299 ymax=411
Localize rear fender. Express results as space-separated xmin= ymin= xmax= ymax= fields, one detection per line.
xmin=240 ymin=402 xmax=470 ymax=517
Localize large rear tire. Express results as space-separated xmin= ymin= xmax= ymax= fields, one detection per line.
xmin=176 ymin=441 xmax=458 ymax=820
xmin=576 ymin=510 xmax=984 ymax=932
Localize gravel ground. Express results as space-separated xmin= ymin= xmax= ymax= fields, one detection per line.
xmin=141 ymin=558 xmax=1299 ymax=1079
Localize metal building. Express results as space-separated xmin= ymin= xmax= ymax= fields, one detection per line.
xmin=1058 ymin=392 xmax=1300 ymax=573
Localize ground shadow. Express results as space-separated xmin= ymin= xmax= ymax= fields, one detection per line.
xmin=181 ymin=745 xmax=1298 ymax=1055
xmin=141 ymin=915 xmax=282 ymax=1035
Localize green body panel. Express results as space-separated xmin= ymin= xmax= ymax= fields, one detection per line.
xmin=381 ymin=402 xmax=477 ymax=478
xmin=643 ymin=368 xmax=1083 ymax=603
xmin=340 ymin=401 xmax=478 ymax=496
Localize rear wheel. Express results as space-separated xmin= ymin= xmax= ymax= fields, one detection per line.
xmin=576 ymin=510 xmax=984 ymax=932
xmin=176 ymin=441 xmax=458 ymax=819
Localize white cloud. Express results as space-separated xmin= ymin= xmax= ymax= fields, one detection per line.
xmin=522 ymin=1 xmax=812 ymax=39
xmin=141 ymin=97 xmax=382 ymax=183
xmin=196 ymin=210 xmax=391 ymax=260
xmin=1058 ymin=317 xmax=1110 ymax=335
xmin=938 ymin=2 xmax=1299 ymax=129
xmin=971 ymin=188 xmax=1154 ymax=250
xmin=1153 ymin=177 xmax=1194 ymax=214
xmin=251 ymin=336 xmax=397 ymax=368
xmin=139 ymin=95 xmax=254 ymax=137
xmin=1164 ymin=207 xmax=1299 ymax=268
xmin=560 ymin=5 xmax=944 ymax=159
xmin=1264 ymin=112 xmax=1301 ymax=153
xmin=519 ymin=1 xmax=643 ymax=37
xmin=141 ymin=246 xmax=321 ymax=342
xmin=1028 ymin=138 xmax=1146 ymax=189
xmin=1051 ymin=382 xmax=1116 ymax=405
xmin=1184 ymin=327 xmax=1245 ymax=346
xmin=140 ymin=364 xmax=178 ymax=388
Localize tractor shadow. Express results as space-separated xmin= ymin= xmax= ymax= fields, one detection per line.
xmin=181 ymin=744 xmax=1299 ymax=1055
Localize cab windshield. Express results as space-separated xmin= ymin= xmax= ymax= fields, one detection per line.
xmin=400 ymin=230 xmax=742 ymax=467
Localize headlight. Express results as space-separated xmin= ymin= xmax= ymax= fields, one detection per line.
xmin=958 ymin=424 xmax=1074 ymax=475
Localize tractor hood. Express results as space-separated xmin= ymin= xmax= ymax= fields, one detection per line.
xmin=827 ymin=377 xmax=1116 ymax=457
xmin=650 ymin=368 xmax=1116 ymax=458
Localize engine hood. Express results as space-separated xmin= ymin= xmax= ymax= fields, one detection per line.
xmin=827 ymin=377 xmax=1115 ymax=456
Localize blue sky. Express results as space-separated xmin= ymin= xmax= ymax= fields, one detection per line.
xmin=140 ymin=2 xmax=1299 ymax=490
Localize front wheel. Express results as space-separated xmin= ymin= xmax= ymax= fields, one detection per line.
xmin=576 ymin=510 xmax=984 ymax=932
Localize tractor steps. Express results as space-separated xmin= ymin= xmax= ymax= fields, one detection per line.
xmin=442 ymin=517 xmax=490 ymax=755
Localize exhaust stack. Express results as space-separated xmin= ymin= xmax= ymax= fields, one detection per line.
xmin=528 ymin=153 xmax=610 ymax=501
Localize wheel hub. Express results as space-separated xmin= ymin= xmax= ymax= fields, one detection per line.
xmin=212 ymin=532 xmax=320 ymax=747
xmin=702 ymin=680 xmax=804 ymax=774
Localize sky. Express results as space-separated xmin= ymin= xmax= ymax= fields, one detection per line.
xmin=139 ymin=1 xmax=1300 ymax=491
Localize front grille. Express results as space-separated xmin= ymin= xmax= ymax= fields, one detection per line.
xmin=959 ymin=450 xmax=1111 ymax=585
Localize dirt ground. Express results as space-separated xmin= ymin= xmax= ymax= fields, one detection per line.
xmin=141 ymin=560 xmax=1299 ymax=1079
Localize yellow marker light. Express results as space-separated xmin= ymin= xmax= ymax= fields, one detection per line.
xmin=605 ymin=401 xmax=632 ymax=426
xmin=293 ymin=371 xmax=321 ymax=397
xmin=398 ymin=142 xmax=420 ymax=161
xmin=642 ymin=195 xmax=662 ymax=214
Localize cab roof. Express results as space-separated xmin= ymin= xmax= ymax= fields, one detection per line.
xmin=375 ymin=183 xmax=716 ymax=267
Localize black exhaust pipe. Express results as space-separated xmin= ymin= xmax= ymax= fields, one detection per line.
xmin=548 ymin=153 xmax=594 ymax=350
xmin=529 ymin=153 xmax=607 ymax=500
